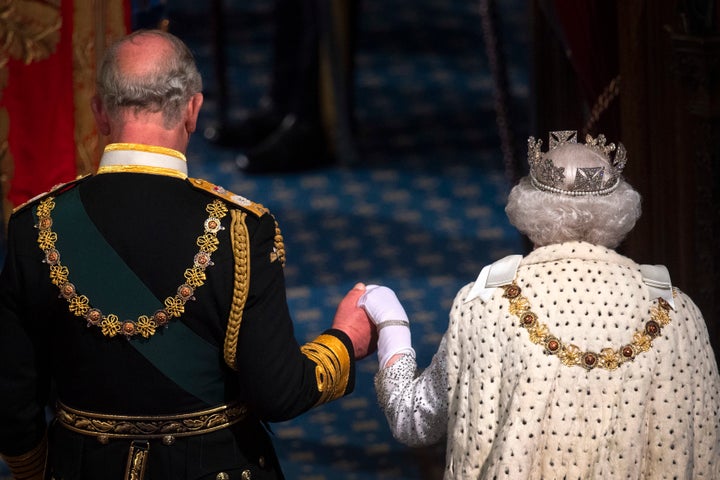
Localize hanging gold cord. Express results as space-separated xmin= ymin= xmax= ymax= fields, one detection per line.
xmin=224 ymin=209 xmax=250 ymax=370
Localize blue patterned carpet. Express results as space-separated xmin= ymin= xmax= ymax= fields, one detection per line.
xmin=1 ymin=0 xmax=529 ymax=478
xmin=177 ymin=1 xmax=529 ymax=478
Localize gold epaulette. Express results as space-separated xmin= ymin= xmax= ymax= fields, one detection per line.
xmin=187 ymin=177 xmax=268 ymax=218
xmin=12 ymin=174 xmax=92 ymax=215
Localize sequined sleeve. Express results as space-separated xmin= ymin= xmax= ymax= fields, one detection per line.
xmin=373 ymin=335 xmax=449 ymax=447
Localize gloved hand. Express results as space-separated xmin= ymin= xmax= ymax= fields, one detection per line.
xmin=358 ymin=285 xmax=415 ymax=368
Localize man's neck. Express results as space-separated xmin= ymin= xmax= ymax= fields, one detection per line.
xmin=109 ymin=114 xmax=189 ymax=154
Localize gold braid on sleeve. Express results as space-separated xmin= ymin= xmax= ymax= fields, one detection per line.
xmin=0 ymin=433 xmax=47 ymax=480
xmin=223 ymin=209 xmax=250 ymax=370
xmin=300 ymin=334 xmax=351 ymax=405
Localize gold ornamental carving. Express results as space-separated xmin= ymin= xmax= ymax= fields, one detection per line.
xmin=0 ymin=0 xmax=62 ymax=75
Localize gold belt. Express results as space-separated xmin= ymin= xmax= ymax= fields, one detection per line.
xmin=55 ymin=401 xmax=248 ymax=443
xmin=56 ymin=401 xmax=248 ymax=480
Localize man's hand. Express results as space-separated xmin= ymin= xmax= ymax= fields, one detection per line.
xmin=331 ymin=283 xmax=378 ymax=360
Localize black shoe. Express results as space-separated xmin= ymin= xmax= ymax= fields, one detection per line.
xmin=236 ymin=115 xmax=333 ymax=174
xmin=204 ymin=109 xmax=284 ymax=148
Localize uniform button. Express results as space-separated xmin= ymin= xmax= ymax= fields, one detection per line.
xmin=241 ymin=470 xmax=252 ymax=480
xmin=216 ymin=473 xmax=229 ymax=480
xmin=258 ymin=456 xmax=265 ymax=468
xmin=162 ymin=435 xmax=176 ymax=445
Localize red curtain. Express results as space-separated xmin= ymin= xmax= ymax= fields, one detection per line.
xmin=3 ymin=0 xmax=76 ymax=207
xmin=1 ymin=0 xmax=131 ymax=210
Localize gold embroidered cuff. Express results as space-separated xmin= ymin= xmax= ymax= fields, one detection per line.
xmin=0 ymin=434 xmax=47 ymax=480
xmin=300 ymin=333 xmax=352 ymax=405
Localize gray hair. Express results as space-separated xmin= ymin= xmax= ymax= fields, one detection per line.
xmin=96 ymin=29 xmax=203 ymax=128
xmin=505 ymin=177 xmax=642 ymax=248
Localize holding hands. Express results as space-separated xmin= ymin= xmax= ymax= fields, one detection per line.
xmin=331 ymin=283 xmax=414 ymax=368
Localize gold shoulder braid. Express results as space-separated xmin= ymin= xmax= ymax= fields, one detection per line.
xmin=502 ymin=282 xmax=673 ymax=371
xmin=223 ymin=209 xmax=250 ymax=370
xmin=271 ymin=216 xmax=286 ymax=267
xmin=35 ymin=197 xmax=228 ymax=339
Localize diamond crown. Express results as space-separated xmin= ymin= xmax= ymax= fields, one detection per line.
xmin=528 ymin=130 xmax=627 ymax=196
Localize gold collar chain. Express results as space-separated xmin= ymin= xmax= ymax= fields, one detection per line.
xmin=502 ymin=282 xmax=673 ymax=371
xmin=35 ymin=197 xmax=229 ymax=339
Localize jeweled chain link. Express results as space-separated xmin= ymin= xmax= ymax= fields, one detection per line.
xmin=502 ymin=282 xmax=673 ymax=371
xmin=36 ymin=197 xmax=228 ymax=339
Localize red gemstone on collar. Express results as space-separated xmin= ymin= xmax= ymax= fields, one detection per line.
xmin=122 ymin=322 xmax=136 ymax=335
xmin=153 ymin=310 xmax=169 ymax=326
xmin=504 ymin=285 xmax=521 ymax=298
xmin=645 ymin=320 xmax=661 ymax=337
xmin=583 ymin=352 xmax=597 ymax=369
xmin=85 ymin=309 xmax=102 ymax=326
xmin=61 ymin=282 xmax=76 ymax=298
xmin=46 ymin=249 xmax=60 ymax=264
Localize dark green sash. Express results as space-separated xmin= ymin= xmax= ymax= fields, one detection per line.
xmin=47 ymin=188 xmax=226 ymax=405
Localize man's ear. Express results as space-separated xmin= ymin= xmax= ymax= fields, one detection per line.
xmin=185 ymin=93 xmax=203 ymax=134
xmin=91 ymin=96 xmax=111 ymax=136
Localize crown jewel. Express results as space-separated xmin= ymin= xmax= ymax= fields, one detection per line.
xmin=528 ymin=130 xmax=627 ymax=196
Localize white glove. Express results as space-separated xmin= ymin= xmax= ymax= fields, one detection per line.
xmin=358 ymin=285 xmax=415 ymax=368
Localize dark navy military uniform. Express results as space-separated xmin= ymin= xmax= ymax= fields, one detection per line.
xmin=0 ymin=145 xmax=355 ymax=479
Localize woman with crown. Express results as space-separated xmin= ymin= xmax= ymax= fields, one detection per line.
xmin=358 ymin=130 xmax=720 ymax=479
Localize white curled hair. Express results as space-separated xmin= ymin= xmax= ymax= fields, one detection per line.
xmin=505 ymin=177 xmax=642 ymax=248
xmin=97 ymin=29 xmax=202 ymax=128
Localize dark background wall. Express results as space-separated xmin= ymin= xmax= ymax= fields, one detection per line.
xmin=531 ymin=0 xmax=720 ymax=363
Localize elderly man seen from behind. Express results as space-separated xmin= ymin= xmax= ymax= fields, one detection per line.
xmin=360 ymin=130 xmax=720 ymax=479
xmin=0 ymin=29 xmax=374 ymax=480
